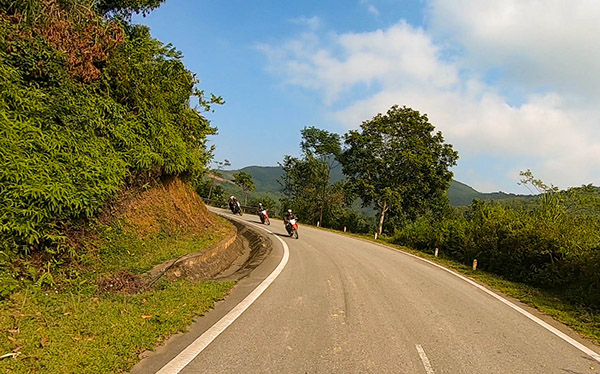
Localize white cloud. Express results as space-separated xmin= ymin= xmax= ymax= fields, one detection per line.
xmin=289 ymin=16 xmax=321 ymax=31
xmin=260 ymin=2 xmax=600 ymax=191
xmin=360 ymin=0 xmax=380 ymax=15
xmin=261 ymin=22 xmax=459 ymax=104
xmin=426 ymin=0 xmax=600 ymax=101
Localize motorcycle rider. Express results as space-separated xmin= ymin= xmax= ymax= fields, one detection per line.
xmin=228 ymin=196 xmax=238 ymax=213
xmin=284 ymin=209 xmax=297 ymax=222
xmin=284 ymin=209 xmax=298 ymax=235
xmin=257 ymin=203 xmax=267 ymax=223
xmin=284 ymin=208 xmax=297 ymax=223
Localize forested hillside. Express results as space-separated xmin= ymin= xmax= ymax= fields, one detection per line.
xmin=0 ymin=2 xmax=236 ymax=371
xmin=0 ymin=0 xmax=221 ymax=258
xmin=210 ymin=165 xmax=532 ymax=207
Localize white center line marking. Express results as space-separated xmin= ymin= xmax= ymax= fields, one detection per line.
xmin=156 ymin=216 xmax=290 ymax=374
xmin=416 ymin=344 xmax=435 ymax=374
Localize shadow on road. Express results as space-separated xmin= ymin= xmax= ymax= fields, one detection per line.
xmin=272 ymin=232 xmax=294 ymax=238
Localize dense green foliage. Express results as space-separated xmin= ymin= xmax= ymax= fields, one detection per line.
xmin=0 ymin=1 xmax=220 ymax=256
xmin=342 ymin=105 xmax=459 ymax=234
xmin=279 ymin=127 xmax=372 ymax=232
xmin=202 ymin=165 xmax=530 ymax=209
xmin=232 ymin=171 xmax=255 ymax=205
xmin=95 ymin=0 xmax=165 ymax=17
xmin=393 ymin=184 xmax=600 ymax=306
xmin=300 ymin=126 xmax=342 ymax=225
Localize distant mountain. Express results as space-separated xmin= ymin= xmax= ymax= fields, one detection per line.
xmin=216 ymin=165 xmax=533 ymax=206
xmin=220 ymin=166 xmax=285 ymax=195
xmin=448 ymin=180 xmax=534 ymax=206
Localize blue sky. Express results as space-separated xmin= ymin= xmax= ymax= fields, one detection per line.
xmin=134 ymin=1 xmax=600 ymax=193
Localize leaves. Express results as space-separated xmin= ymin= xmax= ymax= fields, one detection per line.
xmin=232 ymin=171 xmax=255 ymax=205
xmin=341 ymin=105 xmax=459 ymax=234
xmin=393 ymin=188 xmax=600 ymax=307
xmin=280 ymin=127 xmax=346 ymax=226
xmin=0 ymin=4 xmax=220 ymax=256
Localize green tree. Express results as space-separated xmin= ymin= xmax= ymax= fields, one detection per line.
xmin=207 ymin=159 xmax=230 ymax=200
xmin=300 ymin=126 xmax=341 ymax=225
xmin=94 ymin=0 xmax=165 ymax=17
xmin=232 ymin=171 xmax=255 ymax=205
xmin=280 ymin=155 xmax=327 ymax=223
xmin=280 ymin=127 xmax=345 ymax=226
xmin=341 ymin=105 xmax=459 ymax=235
xmin=0 ymin=1 xmax=222 ymax=254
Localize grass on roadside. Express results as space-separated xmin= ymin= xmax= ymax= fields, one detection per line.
xmin=95 ymin=216 xmax=233 ymax=275
xmin=0 ymin=279 xmax=234 ymax=374
xmin=0 ymin=216 xmax=236 ymax=374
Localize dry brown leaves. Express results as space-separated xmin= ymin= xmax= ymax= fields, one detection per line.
xmin=18 ymin=0 xmax=125 ymax=82
xmin=96 ymin=270 xmax=146 ymax=294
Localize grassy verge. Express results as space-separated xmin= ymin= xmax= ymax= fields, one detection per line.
xmin=0 ymin=217 xmax=236 ymax=373
xmin=0 ymin=280 xmax=233 ymax=373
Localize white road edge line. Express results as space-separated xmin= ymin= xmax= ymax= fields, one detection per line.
xmin=416 ymin=344 xmax=435 ymax=374
xmin=401 ymin=250 xmax=600 ymax=363
xmin=156 ymin=216 xmax=290 ymax=374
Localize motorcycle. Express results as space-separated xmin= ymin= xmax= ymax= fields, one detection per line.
xmin=258 ymin=209 xmax=270 ymax=225
xmin=285 ymin=218 xmax=299 ymax=239
xmin=230 ymin=201 xmax=243 ymax=216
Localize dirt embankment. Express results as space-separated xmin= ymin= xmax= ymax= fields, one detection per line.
xmin=98 ymin=177 xmax=222 ymax=238
xmin=86 ymin=177 xmax=245 ymax=293
xmin=108 ymin=177 xmax=271 ymax=286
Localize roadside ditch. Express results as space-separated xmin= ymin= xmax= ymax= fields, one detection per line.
xmin=146 ymin=217 xmax=273 ymax=285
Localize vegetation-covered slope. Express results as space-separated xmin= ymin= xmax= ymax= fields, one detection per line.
xmin=213 ymin=165 xmax=532 ymax=207
xmin=0 ymin=4 xmax=236 ymax=370
xmin=0 ymin=177 xmax=235 ymax=373
xmin=0 ymin=0 xmax=221 ymax=260
xmin=449 ymin=180 xmax=535 ymax=206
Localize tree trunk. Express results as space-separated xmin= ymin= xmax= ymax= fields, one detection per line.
xmin=377 ymin=201 xmax=388 ymax=235
xmin=318 ymin=168 xmax=328 ymax=228
xmin=243 ymin=191 xmax=248 ymax=205
xmin=208 ymin=182 xmax=214 ymax=200
xmin=319 ymin=187 xmax=325 ymax=227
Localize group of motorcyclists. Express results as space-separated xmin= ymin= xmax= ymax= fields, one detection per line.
xmin=227 ymin=196 xmax=299 ymax=238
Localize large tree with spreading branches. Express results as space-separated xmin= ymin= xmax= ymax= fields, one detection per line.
xmin=342 ymin=105 xmax=459 ymax=235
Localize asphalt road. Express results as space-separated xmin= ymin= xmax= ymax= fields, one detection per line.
xmin=134 ymin=208 xmax=600 ymax=374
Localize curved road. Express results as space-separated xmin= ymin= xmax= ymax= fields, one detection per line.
xmin=134 ymin=208 xmax=600 ymax=373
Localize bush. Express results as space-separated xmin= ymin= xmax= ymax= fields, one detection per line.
xmin=0 ymin=4 xmax=220 ymax=255
xmin=392 ymin=192 xmax=600 ymax=307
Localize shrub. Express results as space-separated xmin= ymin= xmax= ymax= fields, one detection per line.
xmin=392 ymin=192 xmax=600 ymax=307
xmin=0 ymin=4 xmax=220 ymax=255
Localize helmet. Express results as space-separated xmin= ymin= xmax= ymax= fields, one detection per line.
xmin=288 ymin=209 xmax=292 ymax=213
xmin=230 ymin=196 xmax=234 ymax=199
